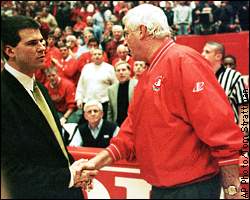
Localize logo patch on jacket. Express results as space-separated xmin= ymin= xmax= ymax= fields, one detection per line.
xmin=152 ymin=76 xmax=163 ymax=92
xmin=192 ymin=82 xmax=205 ymax=92
xmin=104 ymin=134 xmax=110 ymax=139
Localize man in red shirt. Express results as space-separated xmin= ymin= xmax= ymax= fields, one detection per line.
xmin=73 ymin=15 xmax=87 ymax=33
xmin=44 ymin=65 xmax=79 ymax=126
xmin=44 ymin=34 xmax=62 ymax=67
xmin=104 ymin=25 xmax=125 ymax=64
xmin=112 ymin=44 xmax=135 ymax=77
xmin=51 ymin=43 xmax=78 ymax=86
xmin=81 ymin=4 xmax=244 ymax=199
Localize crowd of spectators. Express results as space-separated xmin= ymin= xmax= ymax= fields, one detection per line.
xmin=1 ymin=1 xmax=249 ymax=147
xmin=1 ymin=1 xmax=249 ymax=37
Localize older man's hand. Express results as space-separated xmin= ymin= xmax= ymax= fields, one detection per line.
xmin=70 ymin=159 xmax=98 ymax=189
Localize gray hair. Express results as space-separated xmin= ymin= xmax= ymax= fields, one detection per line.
xmin=122 ymin=4 xmax=171 ymax=38
xmin=84 ymin=99 xmax=103 ymax=112
xmin=116 ymin=44 xmax=129 ymax=53
xmin=66 ymin=35 xmax=77 ymax=42
xmin=205 ymin=41 xmax=225 ymax=58
xmin=112 ymin=25 xmax=123 ymax=33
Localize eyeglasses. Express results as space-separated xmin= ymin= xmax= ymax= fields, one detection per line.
xmin=86 ymin=109 xmax=100 ymax=114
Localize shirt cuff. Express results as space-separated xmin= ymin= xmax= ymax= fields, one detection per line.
xmin=68 ymin=167 xmax=74 ymax=188
xmin=218 ymin=158 xmax=240 ymax=166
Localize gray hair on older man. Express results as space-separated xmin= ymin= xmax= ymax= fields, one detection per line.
xmin=83 ymin=99 xmax=103 ymax=112
xmin=122 ymin=4 xmax=171 ymax=39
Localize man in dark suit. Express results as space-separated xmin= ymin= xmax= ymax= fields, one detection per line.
xmin=107 ymin=61 xmax=138 ymax=126
xmin=1 ymin=15 xmax=97 ymax=199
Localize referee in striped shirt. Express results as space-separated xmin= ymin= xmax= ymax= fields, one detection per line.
xmin=202 ymin=41 xmax=248 ymax=132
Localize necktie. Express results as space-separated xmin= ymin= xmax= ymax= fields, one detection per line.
xmin=33 ymin=83 xmax=70 ymax=166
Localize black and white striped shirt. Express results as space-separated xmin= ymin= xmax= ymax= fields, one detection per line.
xmin=216 ymin=65 xmax=249 ymax=124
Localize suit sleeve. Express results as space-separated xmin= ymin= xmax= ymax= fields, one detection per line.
xmin=1 ymin=98 xmax=72 ymax=193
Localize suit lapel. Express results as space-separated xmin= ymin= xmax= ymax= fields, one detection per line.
xmin=36 ymin=81 xmax=62 ymax=130
xmin=113 ymin=84 xmax=119 ymax=120
xmin=2 ymin=70 xmax=64 ymax=150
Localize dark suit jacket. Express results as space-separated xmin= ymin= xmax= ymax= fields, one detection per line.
xmin=1 ymin=69 xmax=84 ymax=199
xmin=107 ymin=79 xmax=138 ymax=122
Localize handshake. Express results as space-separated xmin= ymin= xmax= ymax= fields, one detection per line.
xmin=70 ymin=158 xmax=98 ymax=191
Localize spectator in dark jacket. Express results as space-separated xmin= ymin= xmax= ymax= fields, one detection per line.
xmin=69 ymin=99 xmax=119 ymax=148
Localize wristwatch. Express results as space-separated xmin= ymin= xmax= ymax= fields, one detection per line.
xmin=224 ymin=185 xmax=240 ymax=195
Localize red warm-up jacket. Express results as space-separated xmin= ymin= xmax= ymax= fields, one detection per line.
xmin=106 ymin=39 xmax=243 ymax=187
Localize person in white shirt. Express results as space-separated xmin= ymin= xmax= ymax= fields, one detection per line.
xmin=75 ymin=48 xmax=117 ymax=119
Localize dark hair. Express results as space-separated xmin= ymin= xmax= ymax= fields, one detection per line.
xmin=87 ymin=37 xmax=99 ymax=46
xmin=47 ymin=32 xmax=56 ymax=39
xmin=58 ymin=42 xmax=68 ymax=49
xmin=1 ymin=15 xmax=40 ymax=59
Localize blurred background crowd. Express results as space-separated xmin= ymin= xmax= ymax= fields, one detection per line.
xmin=1 ymin=1 xmax=249 ymax=37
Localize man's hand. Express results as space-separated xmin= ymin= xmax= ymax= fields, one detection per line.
xmin=224 ymin=191 xmax=244 ymax=199
xmin=220 ymin=164 xmax=245 ymax=199
xmin=70 ymin=159 xmax=98 ymax=189
xmin=60 ymin=116 xmax=67 ymax=125
xmin=76 ymin=160 xmax=98 ymax=190
xmin=51 ymin=57 xmax=61 ymax=67
xmin=71 ymin=150 xmax=114 ymax=190
xmin=77 ymin=100 xmax=83 ymax=109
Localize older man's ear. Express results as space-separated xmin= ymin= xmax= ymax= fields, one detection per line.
xmin=139 ymin=25 xmax=148 ymax=40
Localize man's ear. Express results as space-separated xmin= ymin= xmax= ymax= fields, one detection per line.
xmin=4 ymin=45 xmax=15 ymax=58
xmin=216 ymin=53 xmax=223 ymax=62
xmin=139 ymin=25 xmax=148 ymax=40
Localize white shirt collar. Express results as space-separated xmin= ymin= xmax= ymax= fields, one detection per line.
xmin=4 ymin=62 xmax=35 ymax=92
xmin=88 ymin=118 xmax=103 ymax=131
xmin=65 ymin=55 xmax=73 ymax=62
xmin=88 ymin=119 xmax=104 ymax=139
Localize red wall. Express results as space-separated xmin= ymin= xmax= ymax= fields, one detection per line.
xmin=176 ymin=31 xmax=249 ymax=75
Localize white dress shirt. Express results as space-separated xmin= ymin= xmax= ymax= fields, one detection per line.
xmin=75 ymin=62 xmax=118 ymax=103
xmin=4 ymin=63 xmax=35 ymax=101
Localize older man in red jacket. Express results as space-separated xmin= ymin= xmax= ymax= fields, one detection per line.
xmin=81 ymin=4 xmax=244 ymax=199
